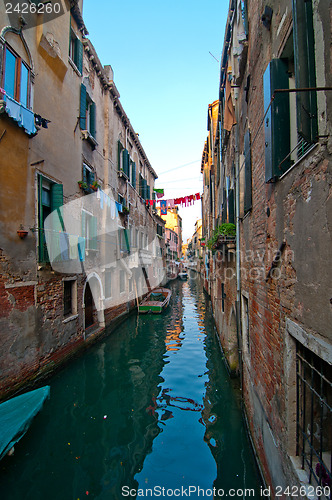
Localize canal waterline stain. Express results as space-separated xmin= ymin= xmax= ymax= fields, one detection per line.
xmin=0 ymin=277 xmax=262 ymax=499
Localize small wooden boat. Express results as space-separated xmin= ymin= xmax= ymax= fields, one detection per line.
xmin=178 ymin=271 xmax=188 ymax=280
xmin=0 ymin=386 xmax=50 ymax=460
xmin=138 ymin=288 xmax=172 ymax=314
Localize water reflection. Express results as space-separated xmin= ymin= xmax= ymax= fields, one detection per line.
xmin=0 ymin=276 xmax=261 ymax=500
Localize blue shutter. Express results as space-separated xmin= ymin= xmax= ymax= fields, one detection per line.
xmin=80 ymin=84 xmax=87 ymax=130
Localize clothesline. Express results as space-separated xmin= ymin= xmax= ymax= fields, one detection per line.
xmin=146 ymin=192 xmax=201 ymax=214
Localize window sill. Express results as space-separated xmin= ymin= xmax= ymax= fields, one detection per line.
xmin=63 ymin=314 xmax=78 ymax=324
xmin=68 ymin=57 xmax=82 ymax=77
xmin=81 ymin=130 xmax=98 ymax=149
xmin=118 ymin=170 xmax=129 ymax=181
xmin=279 ymin=143 xmax=319 ymax=181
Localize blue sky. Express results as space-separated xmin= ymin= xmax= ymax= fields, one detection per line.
xmin=83 ymin=0 xmax=227 ymax=241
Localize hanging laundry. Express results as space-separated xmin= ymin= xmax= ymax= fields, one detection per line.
xmin=154 ymin=188 xmax=164 ymax=199
xmin=78 ymin=237 xmax=86 ymax=262
xmin=69 ymin=235 xmax=79 ymax=260
xmin=160 ymin=200 xmax=167 ymax=215
xmin=59 ymin=232 xmax=69 ymax=261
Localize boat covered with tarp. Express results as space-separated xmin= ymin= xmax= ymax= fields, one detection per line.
xmin=0 ymin=385 xmax=50 ymax=460
xmin=138 ymin=288 xmax=172 ymax=314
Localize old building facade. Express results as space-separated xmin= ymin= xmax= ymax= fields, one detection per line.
xmin=202 ymin=0 xmax=332 ymax=494
xmin=0 ymin=0 xmax=165 ymax=398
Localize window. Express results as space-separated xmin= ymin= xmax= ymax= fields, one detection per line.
xmin=119 ymin=228 xmax=130 ymax=253
xmin=80 ymin=84 xmax=96 ymax=139
xmin=2 ymin=45 xmax=30 ymax=107
xmin=128 ymin=277 xmax=133 ymax=293
xmin=264 ymin=0 xmax=318 ymax=182
xmin=82 ymin=210 xmax=98 ymax=252
xmin=130 ymin=159 xmax=136 ymax=188
xmin=82 ymin=163 xmax=96 ymax=193
xmin=119 ymin=270 xmax=125 ymax=293
xmin=38 ymin=176 xmax=63 ymax=263
xmin=69 ymin=27 xmax=83 ymax=74
xmin=296 ymin=343 xmax=331 ymax=496
xmin=117 ymin=141 xmax=130 ymax=178
xmin=63 ymin=279 xmax=76 ymax=317
xmin=105 ymin=269 xmax=112 ymax=298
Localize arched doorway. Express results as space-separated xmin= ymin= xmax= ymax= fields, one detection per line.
xmin=83 ymin=273 xmax=105 ymax=333
xmin=84 ymin=282 xmax=94 ymax=328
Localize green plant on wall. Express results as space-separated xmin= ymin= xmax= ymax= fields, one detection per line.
xmin=207 ymin=223 xmax=236 ymax=250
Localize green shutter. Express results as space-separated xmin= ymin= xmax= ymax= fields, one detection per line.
xmin=142 ymin=179 xmax=147 ymax=200
xmin=131 ymin=161 xmax=136 ymax=189
xmin=139 ymin=174 xmax=143 ymax=197
xmin=118 ymin=140 xmax=123 ymax=171
xmin=124 ymin=228 xmax=130 ymax=253
xmin=90 ymin=102 xmax=96 ymax=138
xmin=122 ymin=149 xmax=129 ymax=177
xmin=80 ymin=84 xmax=87 ymax=130
xmin=292 ymin=0 xmax=318 ymax=143
xmin=82 ymin=164 xmax=87 ymax=183
xmin=244 ymin=129 xmax=252 ymax=213
xmin=264 ymin=59 xmax=290 ymax=182
xmin=38 ymin=175 xmax=45 ymax=262
xmin=75 ymin=38 xmax=83 ymax=74
xmin=89 ymin=216 xmax=98 ymax=250
xmin=51 ymin=183 xmax=64 ymax=231
xmin=147 ymin=184 xmax=150 ymax=201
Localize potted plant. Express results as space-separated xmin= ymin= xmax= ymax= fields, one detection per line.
xmin=78 ymin=180 xmax=89 ymax=190
xmin=207 ymin=223 xmax=236 ymax=250
xmin=122 ymin=205 xmax=130 ymax=215
xmin=90 ymin=180 xmax=100 ymax=191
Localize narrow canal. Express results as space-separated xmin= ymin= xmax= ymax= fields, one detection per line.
xmin=0 ymin=277 xmax=262 ymax=499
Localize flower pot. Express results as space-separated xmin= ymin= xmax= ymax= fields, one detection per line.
xmin=17 ymin=230 xmax=28 ymax=239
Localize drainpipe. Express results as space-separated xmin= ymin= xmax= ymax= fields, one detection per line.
xmin=234 ymin=86 xmax=243 ymax=392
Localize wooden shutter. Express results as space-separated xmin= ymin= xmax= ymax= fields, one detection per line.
xmin=292 ymin=0 xmax=318 ymax=143
xmin=75 ymin=38 xmax=83 ymax=74
xmin=38 ymin=175 xmax=45 ymax=262
xmin=264 ymin=59 xmax=290 ymax=182
xmin=124 ymin=229 xmax=130 ymax=253
xmin=89 ymin=216 xmax=98 ymax=250
xmin=80 ymin=83 xmax=87 ymax=130
xmin=90 ymin=102 xmax=96 ymax=138
xmin=122 ymin=149 xmax=129 ymax=177
xmin=131 ymin=161 xmax=136 ymax=189
xmin=146 ymin=184 xmax=150 ymax=201
xmin=51 ymin=183 xmax=64 ymax=231
xmin=118 ymin=140 xmax=123 ymax=171
xmin=244 ymin=129 xmax=252 ymax=213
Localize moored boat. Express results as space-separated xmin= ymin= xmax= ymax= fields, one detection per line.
xmin=178 ymin=271 xmax=188 ymax=280
xmin=0 ymin=386 xmax=50 ymax=460
xmin=138 ymin=288 xmax=172 ymax=314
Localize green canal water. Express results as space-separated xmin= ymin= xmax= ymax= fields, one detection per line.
xmin=0 ymin=277 xmax=262 ymax=499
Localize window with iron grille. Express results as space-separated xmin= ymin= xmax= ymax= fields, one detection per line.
xmin=296 ymin=342 xmax=332 ymax=498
